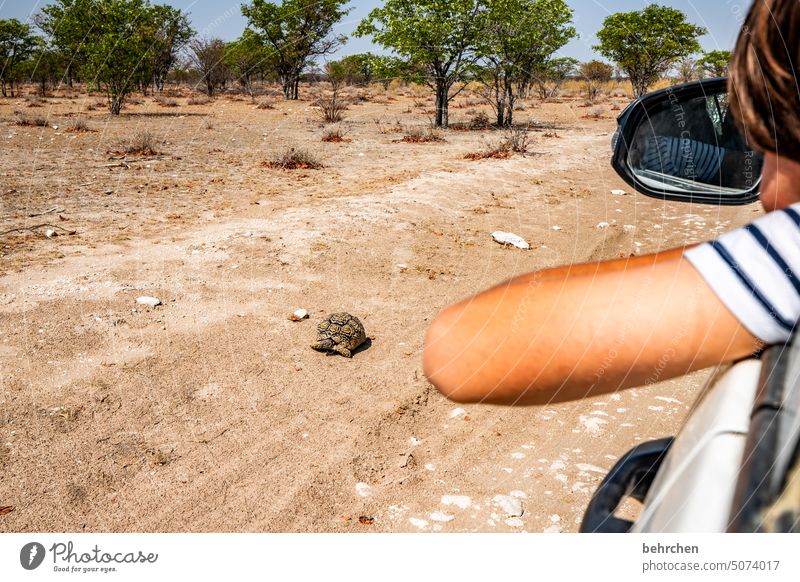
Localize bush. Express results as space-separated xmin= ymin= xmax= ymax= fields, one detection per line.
xmin=116 ymin=131 xmax=161 ymax=156
xmin=65 ymin=118 xmax=93 ymax=133
xmin=255 ymin=99 xmax=275 ymax=110
xmin=263 ymin=147 xmax=323 ymax=170
xmin=465 ymin=126 xmax=531 ymax=160
xmin=315 ymin=93 xmax=349 ymax=123
xmin=188 ymin=95 xmax=211 ymax=105
xmin=585 ymin=106 xmax=607 ymax=119
xmin=393 ymin=126 xmax=445 ymax=143
xmin=156 ymin=96 xmax=179 ymax=107
xmin=13 ymin=113 xmax=48 ymax=127
xmin=321 ymin=125 xmax=351 ymax=143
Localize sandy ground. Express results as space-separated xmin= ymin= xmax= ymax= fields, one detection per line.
xmin=0 ymin=85 xmax=761 ymax=532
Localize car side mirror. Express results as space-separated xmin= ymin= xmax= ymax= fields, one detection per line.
xmin=612 ymin=78 xmax=763 ymax=205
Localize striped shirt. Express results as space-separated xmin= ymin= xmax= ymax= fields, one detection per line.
xmin=685 ymin=205 xmax=800 ymax=344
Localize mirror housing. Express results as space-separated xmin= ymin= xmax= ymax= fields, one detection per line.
xmin=612 ymin=78 xmax=763 ymax=206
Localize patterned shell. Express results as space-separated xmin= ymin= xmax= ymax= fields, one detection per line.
xmin=311 ymin=312 xmax=367 ymax=357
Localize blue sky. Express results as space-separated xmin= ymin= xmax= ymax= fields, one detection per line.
xmin=1 ymin=0 xmax=753 ymax=62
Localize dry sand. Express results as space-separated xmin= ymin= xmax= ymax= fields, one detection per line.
xmin=0 ymin=87 xmax=760 ymax=532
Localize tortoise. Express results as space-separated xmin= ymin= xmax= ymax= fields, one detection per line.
xmin=310 ymin=312 xmax=367 ymax=358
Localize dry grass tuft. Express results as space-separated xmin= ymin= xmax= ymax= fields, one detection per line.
xmin=188 ymin=95 xmax=211 ymax=105
xmin=583 ymin=105 xmax=607 ymax=119
xmin=450 ymin=111 xmax=492 ymax=131
xmin=65 ymin=118 xmax=94 ymax=133
xmin=465 ymin=126 xmax=531 ymax=160
xmin=255 ymin=99 xmax=275 ymax=110
xmin=393 ymin=126 xmax=446 ymax=143
xmin=262 ymin=147 xmax=323 ymax=170
xmin=155 ymin=96 xmax=179 ymax=108
xmin=13 ymin=113 xmax=49 ymax=127
xmin=115 ymin=131 xmax=162 ymax=156
xmin=321 ymin=125 xmax=351 ymax=143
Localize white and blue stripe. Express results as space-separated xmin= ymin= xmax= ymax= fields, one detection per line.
xmin=685 ymin=205 xmax=800 ymax=344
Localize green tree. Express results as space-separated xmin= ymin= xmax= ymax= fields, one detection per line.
xmin=476 ymin=0 xmax=577 ymax=126
xmin=580 ymin=59 xmax=613 ymax=101
xmin=595 ymin=4 xmax=706 ymax=97
xmin=141 ymin=4 xmax=193 ymax=94
xmin=241 ymin=0 xmax=349 ymax=100
xmin=21 ymin=40 xmax=67 ymax=96
xmin=35 ymin=0 xmax=96 ymax=87
xmin=357 ymin=0 xmax=484 ymax=128
xmin=37 ymin=0 xmax=174 ymax=113
xmin=698 ymin=50 xmax=732 ymax=78
xmin=0 ymin=18 xmax=38 ymax=97
xmin=225 ymin=29 xmax=273 ymax=97
xmin=531 ymin=56 xmax=578 ymax=100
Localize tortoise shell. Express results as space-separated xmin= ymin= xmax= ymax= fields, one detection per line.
xmin=310 ymin=312 xmax=367 ymax=357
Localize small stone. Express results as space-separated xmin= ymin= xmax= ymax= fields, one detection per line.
xmin=491 ymin=231 xmax=530 ymax=250
xmin=355 ymin=482 xmax=371 ymax=497
xmin=552 ymin=225 xmax=562 ymax=231
xmin=596 ymin=222 xmax=610 ymax=229
xmin=136 ymin=296 xmax=161 ymax=307
xmin=44 ymin=229 xmax=57 ymax=238
xmin=493 ymin=494 xmax=524 ymax=517
xmin=289 ymin=308 xmax=309 ymax=321
xmin=396 ymin=263 xmax=408 ymax=272
xmin=611 ymin=189 xmax=627 ymax=196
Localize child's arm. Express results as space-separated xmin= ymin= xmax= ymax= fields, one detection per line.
xmin=423 ymin=248 xmax=763 ymax=406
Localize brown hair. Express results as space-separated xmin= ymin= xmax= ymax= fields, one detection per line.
xmin=730 ymin=0 xmax=800 ymax=161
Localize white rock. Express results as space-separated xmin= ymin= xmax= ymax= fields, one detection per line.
xmin=611 ymin=189 xmax=627 ymax=196
xmin=441 ymin=495 xmax=471 ymax=509
xmin=396 ymin=263 xmax=408 ymax=272
xmin=430 ymin=511 xmax=455 ymax=522
xmin=449 ymin=407 xmax=466 ymax=419
xmin=136 ymin=296 xmax=161 ymax=307
xmin=355 ymin=482 xmax=372 ymax=497
xmin=505 ymin=517 xmax=524 ymax=528
xmin=289 ymin=308 xmax=309 ymax=321
xmin=491 ymin=231 xmax=530 ymax=250
xmin=552 ymin=225 xmax=562 ymax=231
xmin=408 ymin=517 xmax=428 ymax=529
xmin=493 ymin=494 xmax=524 ymax=517
xmin=44 ymin=229 xmax=57 ymax=238
xmin=596 ymin=221 xmax=610 ymax=229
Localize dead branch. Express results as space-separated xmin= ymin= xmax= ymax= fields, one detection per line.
xmin=0 ymin=223 xmax=77 ymax=237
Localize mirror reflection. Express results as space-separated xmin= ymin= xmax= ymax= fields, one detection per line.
xmin=627 ymin=91 xmax=763 ymax=195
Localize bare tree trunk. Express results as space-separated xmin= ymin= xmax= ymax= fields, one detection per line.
xmin=1 ymin=79 xmax=6 ymax=98
xmin=434 ymin=81 xmax=450 ymax=128
xmin=110 ymin=95 xmax=123 ymax=115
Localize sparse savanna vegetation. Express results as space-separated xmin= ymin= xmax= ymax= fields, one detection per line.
xmin=115 ymin=130 xmax=161 ymax=156
xmin=1 ymin=0 xmax=731 ymax=536
xmin=263 ymin=146 xmax=323 ymax=170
